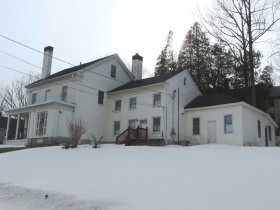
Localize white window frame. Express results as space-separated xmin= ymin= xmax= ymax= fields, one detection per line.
xmin=114 ymin=121 xmax=120 ymax=135
xmin=98 ymin=91 xmax=104 ymax=105
xmin=193 ymin=118 xmax=200 ymax=135
xmin=115 ymin=100 xmax=121 ymax=112
xmin=45 ymin=90 xmax=51 ymax=101
xmin=153 ymin=93 xmax=161 ymax=106
xmin=224 ymin=115 xmax=233 ymax=134
xmin=111 ymin=65 xmax=117 ymax=78
xmin=129 ymin=97 xmax=136 ymax=110
xmin=35 ymin=111 xmax=48 ymax=136
xmin=128 ymin=119 xmax=137 ymax=129
xmin=153 ymin=117 xmax=161 ymax=132
xmin=31 ymin=93 xmax=37 ymax=104
xmin=62 ymin=86 xmax=68 ymax=101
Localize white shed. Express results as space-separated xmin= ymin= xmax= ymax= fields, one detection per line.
xmin=183 ymin=94 xmax=277 ymax=146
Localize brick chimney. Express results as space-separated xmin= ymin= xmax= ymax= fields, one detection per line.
xmin=41 ymin=46 xmax=54 ymax=79
xmin=132 ymin=53 xmax=143 ymax=80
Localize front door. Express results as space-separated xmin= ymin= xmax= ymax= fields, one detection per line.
xmin=139 ymin=119 xmax=147 ymax=128
xmin=208 ymin=121 xmax=216 ymax=143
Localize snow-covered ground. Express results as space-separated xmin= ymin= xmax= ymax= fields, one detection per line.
xmin=0 ymin=144 xmax=280 ymax=210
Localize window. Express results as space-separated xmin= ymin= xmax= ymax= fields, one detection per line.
xmin=62 ymin=86 xmax=68 ymax=101
xmin=258 ymin=120 xmax=261 ymax=137
xmin=114 ymin=121 xmax=120 ymax=135
xmin=129 ymin=97 xmax=136 ymax=109
xmin=153 ymin=94 xmax=161 ymax=106
xmin=153 ymin=117 xmax=161 ymax=132
xmin=98 ymin=91 xmax=104 ymax=105
xmin=31 ymin=93 xmax=37 ymax=104
xmin=45 ymin=90 xmax=51 ymax=101
xmin=224 ymin=115 xmax=233 ymax=133
xmin=193 ymin=118 xmax=200 ymax=135
xmin=115 ymin=100 xmax=121 ymax=111
xmin=268 ymin=126 xmax=272 ymax=141
xmin=36 ymin=111 xmax=48 ymax=136
xmin=128 ymin=119 xmax=136 ymax=129
xmin=111 ymin=65 xmax=116 ymax=78
xmin=184 ymin=77 xmax=187 ymax=86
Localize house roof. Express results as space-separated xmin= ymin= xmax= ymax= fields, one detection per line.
xmin=184 ymin=93 xmax=241 ymax=109
xmin=108 ymin=72 xmax=179 ymax=93
xmin=28 ymin=55 xmax=113 ymax=86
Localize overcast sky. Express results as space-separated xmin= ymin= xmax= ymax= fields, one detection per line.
xmin=0 ymin=0 xmax=214 ymax=85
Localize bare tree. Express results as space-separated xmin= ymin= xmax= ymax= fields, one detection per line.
xmin=203 ymin=0 xmax=280 ymax=106
xmin=0 ymin=73 xmax=40 ymax=112
xmin=90 ymin=133 xmax=103 ymax=148
xmin=66 ymin=116 xmax=88 ymax=148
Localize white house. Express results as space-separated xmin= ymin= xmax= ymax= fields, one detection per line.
xmin=4 ymin=47 xmax=277 ymax=146
xmin=183 ymin=94 xmax=277 ymax=146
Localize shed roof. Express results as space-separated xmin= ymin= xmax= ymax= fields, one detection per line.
xmin=184 ymin=93 xmax=241 ymax=109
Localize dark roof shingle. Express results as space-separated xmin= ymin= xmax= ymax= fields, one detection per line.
xmin=28 ymin=55 xmax=113 ymax=86
xmin=184 ymin=94 xmax=241 ymax=109
xmin=109 ymin=72 xmax=178 ymax=93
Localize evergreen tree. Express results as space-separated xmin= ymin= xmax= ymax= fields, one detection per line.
xmin=177 ymin=22 xmax=211 ymax=91
xmin=154 ymin=31 xmax=176 ymax=77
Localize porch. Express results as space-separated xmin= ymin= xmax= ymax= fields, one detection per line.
xmin=5 ymin=112 xmax=29 ymax=142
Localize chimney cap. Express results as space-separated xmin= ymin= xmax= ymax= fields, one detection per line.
xmin=132 ymin=53 xmax=143 ymax=61
xmin=44 ymin=46 xmax=54 ymax=51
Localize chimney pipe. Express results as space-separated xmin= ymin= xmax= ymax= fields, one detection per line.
xmin=132 ymin=53 xmax=143 ymax=80
xmin=41 ymin=46 xmax=54 ymax=79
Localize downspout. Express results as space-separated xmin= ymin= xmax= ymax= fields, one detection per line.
xmin=178 ymin=87 xmax=180 ymax=144
xmin=165 ymin=86 xmax=168 ymax=145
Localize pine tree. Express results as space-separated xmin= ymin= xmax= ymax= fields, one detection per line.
xmin=154 ymin=31 xmax=176 ymax=77
xmin=177 ymin=22 xmax=211 ymax=91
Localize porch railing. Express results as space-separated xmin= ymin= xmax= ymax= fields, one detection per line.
xmin=116 ymin=126 xmax=148 ymax=145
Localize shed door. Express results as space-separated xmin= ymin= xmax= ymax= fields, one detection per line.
xmin=208 ymin=121 xmax=216 ymax=143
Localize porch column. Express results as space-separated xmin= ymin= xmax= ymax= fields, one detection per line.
xmin=5 ymin=115 xmax=11 ymax=141
xmin=15 ymin=113 xmax=20 ymax=140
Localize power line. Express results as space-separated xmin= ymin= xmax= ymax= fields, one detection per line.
xmin=0 ymin=64 xmax=156 ymax=108
xmin=0 ymin=34 xmax=171 ymax=96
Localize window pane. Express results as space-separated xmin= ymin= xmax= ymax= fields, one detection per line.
xmin=224 ymin=115 xmax=232 ymax=133
xmin=111 ymin=65 xmax=116 ymax=78
xmin=129 ymin=120 xmax=136 ymax=129
xmin=62 ymin=86 xmax=68 ymax=101
xmin=32 ymin=93 xmax=37 ymax=104
xmin=153 ymin=117 xmax=160 ymax=132
xmin=114 ymin=121 xmax=120 ymax=135
xmin=153 ymin=94 xmax=161 ymax=106
xmin=258 ymin=120 xmax=261 ymax=137
xmin=130 ymin=98 xmax=136 ymax=109
xmin=115 ymin=100 xmax=121 ymax=111
xmin=193 ymin=118 xmax=200 ymax=135
xmin=98 ymin=91 xmax=104 ymax=105
xmin=36 ymin=111 xmax=47 ymax=136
